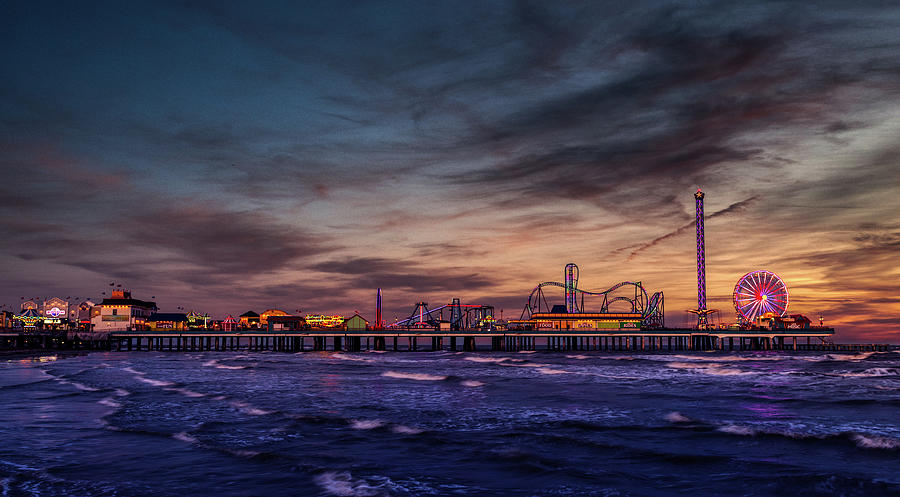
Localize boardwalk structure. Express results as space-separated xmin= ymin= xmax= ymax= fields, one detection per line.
xmin=1 ymin=329 xmax=890 ymax=353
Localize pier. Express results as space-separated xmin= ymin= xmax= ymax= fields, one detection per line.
xmin=0 ymin=330 xmax=891 ymax=353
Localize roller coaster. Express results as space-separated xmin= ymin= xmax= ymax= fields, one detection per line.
xmin=388 ymin=298 xmax=496 ymax=331
xmin=520 ymin=263 xmax=664 ymax=327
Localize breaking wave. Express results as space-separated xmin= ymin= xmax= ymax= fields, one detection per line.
xmin=381 ymin=371 xmax=447 ymax=381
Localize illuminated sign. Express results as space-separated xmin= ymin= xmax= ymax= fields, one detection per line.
xmin=304 ymin=315 xmax=345 ymax=328
xmin=102 ymin=315 xmax=130 ymax=321
xmin=48 ymin=307 xmax=63 ymax=318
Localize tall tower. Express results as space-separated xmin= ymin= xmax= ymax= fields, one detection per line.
xmin=375 ymin=288 xmax=383 ymax=330
xmin=564 ymin=263 xmax=579 ymax=313
xmin=695 ymin=189 xmax=706 ymax=323
xmin=688 ymin=189 xmax=715 ymax=329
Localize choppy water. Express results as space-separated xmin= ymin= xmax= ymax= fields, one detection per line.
xmin=1 ymin=349 xmax=898 ymax=496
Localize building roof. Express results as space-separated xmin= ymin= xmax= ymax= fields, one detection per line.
xmin=99 ymin=298 xmax=157 ymax=309
xmin=344 ymin=314 xmax=370 ymax=323
xmin=223 ymin=315 xmax=238 ymax=323
xmin=240 ymin=311 xmax=259 ymax=318
xmin=149 ymin=313 xmax=187 ymax=322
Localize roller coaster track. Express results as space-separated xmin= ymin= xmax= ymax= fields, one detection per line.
xmin=521 ymin=280 xmax=664 ymax=326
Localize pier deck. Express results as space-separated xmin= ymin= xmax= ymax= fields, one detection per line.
xmin=0 ymin=329 xmax=890 ymax=353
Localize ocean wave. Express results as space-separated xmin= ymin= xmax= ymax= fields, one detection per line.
xmin=664 ymin=412 xmax=692 ymax=423
xmin=565 ymin=355 xmax=589 ymax=360
xmin=165 ymin=387 xmax=207 ymax=398
xmin=350 ymin=419 xmax=384 ymax=430
xmin=461 ymin=380 xmax=484 ymax=387
xmin=134 ymin=376 xmax=174 ymax=387
xmin=54 ymin=379 xmax=100 ymax=391
xmin=313 ymin=471 xmax=392 ymax=497
xmin=517 ymin=350 xmax=536 ymax=354
xmin=122 ymin=367 xmax=144 ymax=375
xmin=834 ymin=368 xmax=899 ymax=378
xmin=97 ymin=397 xmax=121 ymax=408
xmin=851 ymin=434 xmax=900 ymax=450
xmin=229 ymin=401 xmax=273 ymax=416
xmin=391 ymin=425 xmax=424 ymax=435
xmin=666 ymin=362 xmax=751 ymax=376
xmin=463 ymin=356 xmax=509 ymax=363
xmin=114 ymin=388 xmax=131 ymax=397
xmin=215 ymin=364 xmax=246 ymax=370
xmin=172 ymin=431 xmax=198 ymax=444
xmin=381 ymin=371 xmax=447 ymax=381
xmin=536 ymin=367 xmax=569 ymax=375
xmin=331 ymin=353 xmax=373 ymax=362
xmin=717 ymin=424 xmax=755 ymax=435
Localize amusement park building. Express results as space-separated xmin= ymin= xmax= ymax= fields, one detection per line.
xmin=259 ymin=309 xmax=288 ymax=327
xmin=239 ymin=311 xmax=260 ymax=329
xmin=91 ymin=290 xmax=157 ymax=332
xmin=147 ymin=313 xmax=188 ymax=331
xmin=510 ymin=312 xmax=643 ymax=332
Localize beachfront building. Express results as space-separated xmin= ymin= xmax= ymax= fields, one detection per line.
xmin=41 ymin=297 xmax=70 ymax=330
xmin=239 ymin=311 xmax=260 ymax=329
xmin=259 ymin=309 xmax=288 ymax=327
xmin=147 ymin=313 xmax=187 ymax=331
xmin=21 ymin=300 xmax=38 ymax=311
xmin=76 ymin=301 xmax=95 ymax=331
xmin=267 ymin=315 xmax=306 ymax=331
xmin=91 ymin=290 xmax=157 ymax=332
xmin=344 ymin=314 xmax=369 ymax=332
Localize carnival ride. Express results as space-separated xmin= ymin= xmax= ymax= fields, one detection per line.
xmin=388 ymin=299 xmax=496 ymax=331
xmin=520 ymin=263 xmax=665 ymax=327
xmin=732 ymin=270 xmax=789 ymax=324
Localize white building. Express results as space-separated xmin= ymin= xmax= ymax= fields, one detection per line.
xmin=91 ymin=290 xmax=157 ymax=332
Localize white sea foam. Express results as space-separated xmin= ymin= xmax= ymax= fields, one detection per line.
xmin=122 ymin=367 xmax=144 ymax=375
xmin=332 ymin=354 xmax=372 ymax=362
xmin=350 ymin=419 xmax=384 ymax=430
xmin=391 ymin=425 xmax=424 ymax=435
xmin=566 ymin=355 xmax=589 ymax=360
xmin=135 ymin=376 xmax=174 ymax=387
xmin=460 ymin=380 xmax=484 ymax=387
xmin=835 ymin=368 xmax=899 ymax=378
xmin=229 ymin=401 xmax=273 ymax=416
xmin=381 ymin=371 xmax=446 ymax=381
xmin=172 ymin=432 xmax=198 ymax=444
xmin=536 ymin=368 xmax=569 ymax=375
xmin=664 ymin=412 xmax=692 ymax=423
xmin=666 ymin=362 xmax=751 ymax=376
xmin=463 ymin=357 xmax=509 ymax=363
xmin=165 ymin=387 xmax=207 ymax=398
xmin=851 ymin=434 xmax=900 ymax=450
xmin=202 ymin=360 xmax=218 ymax=367
xmin=215 ymin=364 xmax=246 ymax=370
xmin=517 ymin=350 xmax=536 ymax=354
xmin=114 ymin=388 xmax=131 ymax=397
xmin=718 ymin=424 xmax=755 ymax=436
xmin=56 ymin=379 xmax=100 ymax=392
xmin=313 ymin=471 xmax=389 ymax=497
xmin=97 ymin=397 xmax=121 ymax=408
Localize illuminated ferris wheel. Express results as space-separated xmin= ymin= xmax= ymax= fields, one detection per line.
xmin=733 ymin=270 xmax=789 ymax=323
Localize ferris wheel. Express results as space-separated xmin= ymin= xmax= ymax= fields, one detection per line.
xmin=733 ymin=270 xmax=789 ymax=323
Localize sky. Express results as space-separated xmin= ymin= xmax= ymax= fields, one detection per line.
xmin=1 ymin=1 xmax=899 ymax=342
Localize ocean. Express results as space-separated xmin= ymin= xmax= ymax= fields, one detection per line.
xmin=1 ymin=349 xmax=898 ymax=496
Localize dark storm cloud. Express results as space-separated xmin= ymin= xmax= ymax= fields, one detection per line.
xmin=444 ymin=4 xmax=900 ymax=219
xmin=309 ymin=257 xmax=491 ymax=293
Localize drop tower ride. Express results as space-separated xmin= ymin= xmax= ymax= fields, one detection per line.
xmin=688 ymin=188 xmax=715 ymax=329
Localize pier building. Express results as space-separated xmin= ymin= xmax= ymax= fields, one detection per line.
xmin=91 ymin=290 xmax=157 ymax=332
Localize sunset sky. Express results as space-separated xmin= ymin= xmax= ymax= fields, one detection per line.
xmin=2 ymin=2 xmax=898 ymax=342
